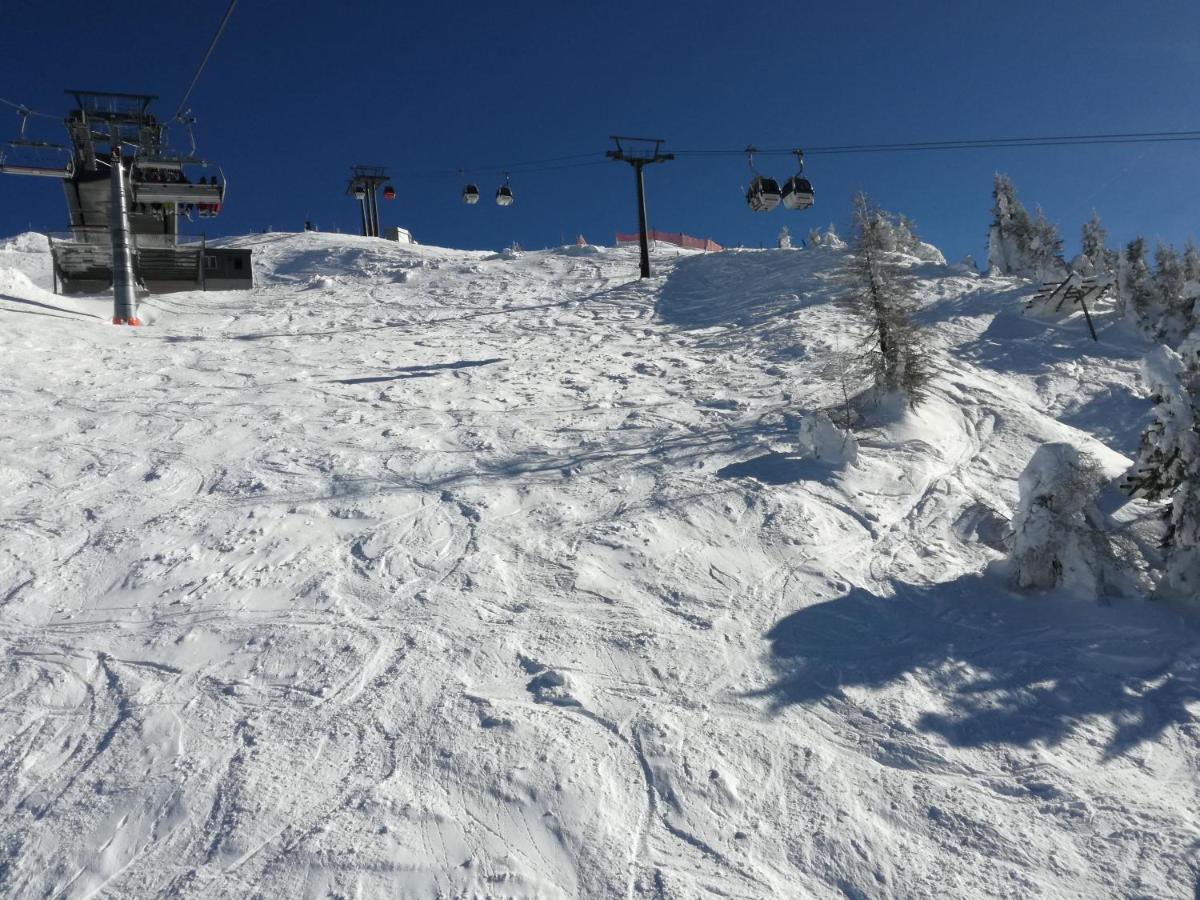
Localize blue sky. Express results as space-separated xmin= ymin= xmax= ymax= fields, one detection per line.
xmin=2 ymin=1 xmax=1197 ymax=263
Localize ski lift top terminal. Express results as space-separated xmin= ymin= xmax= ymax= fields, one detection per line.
xmin=0 ymin=90 xmax=251 ymax=297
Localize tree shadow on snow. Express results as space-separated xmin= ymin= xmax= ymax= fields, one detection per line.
xmin=758 ymin=575 xmax=1199 ymax=758
xmin=912 ymin=282 xmax=1028 ymax=327
xmin=1056 ymin=385 xmax=1152 ymax=458
xmin=409 ymin=405 xmax=799 ymax=494
xmin=716 ymin=452 xmax=839 ymax=485
xmin=656 ymin=251 xmax=831 ymax=335
xmin=330 ymin=357 xmax=503 ymax=385
xmin=952 ymin=305 xmax=1144 ymax=377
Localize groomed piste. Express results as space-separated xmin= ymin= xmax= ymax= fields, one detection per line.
xmin=0 ymin=231 xmax=1196 ymax=898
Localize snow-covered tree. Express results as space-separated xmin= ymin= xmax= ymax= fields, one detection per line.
xmin=843 ymin=192 xmax=930 ymax=405
xmin=1119 ymin=237 xmax=1157 ymax=326
xmin=893 ymin=215 xmax=918 ymax=254
xmin=1185 ymin=239 xmax=1200 ymax=331
xmin=1154 ymin=243 xmax=1194 ymax=344
xmin=808 ymin=224 xmax=845 ymax=250
xmin=1075 ymin=212 xmax=1118 ymax=279
xmin=1028 ymin=206 xmax=1066 ymax=282
xmin=1122 ymin=337 xmax=1200 ymax=598
xmin=987 ymin=174 xmax=1034 ymax=275
xmin=1184 ymin=237 xmax=1200 ymax=283
xmin=1009 ymin=442 xmax=1114 ymax=592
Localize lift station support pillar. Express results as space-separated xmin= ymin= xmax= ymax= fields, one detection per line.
xmin=633 ymin=162 xmax=651 ymax=279
xmin=109 ymin=146 xmax=140 ymax=325
xmin=346 ymin=166 xmax=390 ymax=238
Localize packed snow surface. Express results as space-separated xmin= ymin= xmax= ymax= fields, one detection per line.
xmin=0 ymin=232 xmax=1197 ymax=898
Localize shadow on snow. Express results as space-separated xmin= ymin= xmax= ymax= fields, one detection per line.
xmin=656 ymin=249 xmax=834 ymax=334
xmin=330 ymin=357 xmax=504 ymax=385
xmin=757 ymin=575 xmax=1199 ymax=758
xmin=951 ymin=305 xmax=1145 ymax=377
xmin=716 ymin=452 xmax=840 ymax=485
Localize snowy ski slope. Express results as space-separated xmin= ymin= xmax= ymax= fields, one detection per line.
xmin=0 ymin=231 xmax=1197 ymax=898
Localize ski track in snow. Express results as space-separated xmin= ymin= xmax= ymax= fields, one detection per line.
xmin=0 ymin=232 xmax=1197 ymax=899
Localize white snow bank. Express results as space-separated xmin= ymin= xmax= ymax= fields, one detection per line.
xmin=0 ymin=231 xmax=49 ymax=254
xmin=0 ymin=266 xmax=108 ymax=319
xmin=796 ymin=411 xmax=859 ymax=465
xmin=0 ymin=232 xmax=55 ymax=291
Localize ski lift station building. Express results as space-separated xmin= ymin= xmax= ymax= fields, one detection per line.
xmin=1 ymin=90 xmax=253 ymax=295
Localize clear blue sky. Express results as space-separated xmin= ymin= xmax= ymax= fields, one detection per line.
xmin=2 ymin=1 xmax=1197 ymax=262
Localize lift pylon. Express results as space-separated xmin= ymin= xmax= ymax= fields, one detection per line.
xmin=346 ymin=165 xmax=390 ymax=238
xmin=606 ymin=136 xmax=673 ymax=278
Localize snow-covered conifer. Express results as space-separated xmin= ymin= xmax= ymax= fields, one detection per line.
xmin=1184 ymin=238 xmax=1200 ymax=283
xmin=1185 ymin=239 xmax=1200 ymax=332
xmin=1028 ymin=206 xmax=1066 ymax=282
xmin=1154 ymin=243 xmax=1193 ymax=344
xmin=1009 ymin=442 xmax=1113 ymax=592
xmin=1122 ymin=337 xmax=1200 ymax=597
xmin=987 ymin=174 xmax=1034 ymax=275
xmin=843 ymin=193 xmax=930 ymax=405
xmin=808 ymin=225 xmax=845 ymax=250
xmin=894 ymin=215 xmax=919 ymax=254
xmin=1077 ymin=212 xmax=1118 ymax=279
xmin=1119 ymin=237 xmax=1157 ymax=327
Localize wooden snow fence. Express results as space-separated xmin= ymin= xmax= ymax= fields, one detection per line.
xmin=1025 ymin=272 xmax=1113 ymax=342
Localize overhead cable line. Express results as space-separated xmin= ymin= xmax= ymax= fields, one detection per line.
xmin=671 ymin=129 xmax=1200 ymax=157
xmin=404 ymin=151 xmax=607 ymax=180
xmin=172 ymin=0 xmax=239 ymax=121
xmin=386 ymin=128 xmax=1200 ymax=183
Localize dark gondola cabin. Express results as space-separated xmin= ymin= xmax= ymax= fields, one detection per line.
xmin=781 ymin=176 xmax=815 ymax=210
xmin=746 ymin=176 xmax=782 ymax=212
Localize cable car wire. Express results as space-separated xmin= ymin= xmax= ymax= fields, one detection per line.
xmin=172 ymin=0 xmax=239 ymax=121
xmin=406 ymin=152 xmax=607 ymax=180
xmin=386 ymin=128 xmax=1200 ymax=183
xmin=671 ymin=129 xmax=1200 ymax=157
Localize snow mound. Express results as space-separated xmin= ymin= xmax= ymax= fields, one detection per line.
xmin=796 ymin=411 xmax=859 ymax=465
xmin=0 ymin=265 xmax=107 ymax=319
xmin=0 ymin=266 xmax=40 ymax=295
xmin=0 ymin=231 xmax=49 ymax=254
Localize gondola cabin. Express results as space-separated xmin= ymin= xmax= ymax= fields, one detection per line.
xmin=746 ymin=175 xmax=782 ymax=212
xmin=781 ymin=176 xmax=814 ymax=210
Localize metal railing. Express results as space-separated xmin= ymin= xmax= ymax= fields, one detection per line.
xmin=48 ymin=228 xmax=207 ymax=251
xmin=48 ymin=229 xmax=208 ymax=294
